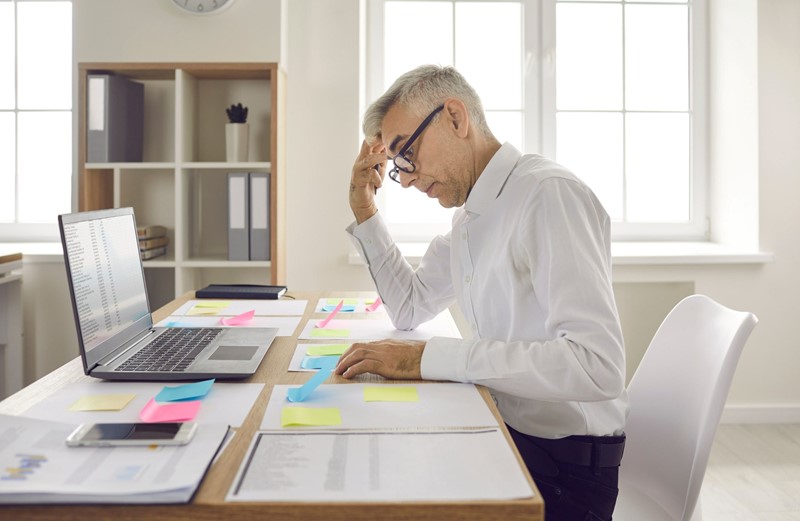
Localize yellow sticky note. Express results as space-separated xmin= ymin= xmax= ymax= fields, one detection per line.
xmin=327 ymin=298 xmax=358 ymax=306
xmin=311 ymin=329 xmax=350 ymax=338
xmin=281 ymin=407 xmax=342 ymax=427
xmin=188 ymin=301 xmax=231 ymax=315
xmin=306 ymin=344 xmax=350 ymax=356
xmin=364 ymin=386 xmax=419 ymax=403
xmin=68 ymin=394 xmax=137 ymax=411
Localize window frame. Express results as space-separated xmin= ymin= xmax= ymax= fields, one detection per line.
xmin=365 ymin=0 xmax=709 ymax=243
xmin=0 ymin=0 xmax=73 ymax=243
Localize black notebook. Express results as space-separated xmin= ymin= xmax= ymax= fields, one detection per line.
xmin=196 ymin=284 xmax=287 ymax=300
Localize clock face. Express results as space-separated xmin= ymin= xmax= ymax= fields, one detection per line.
xmin=172 ymin=0 xmax=235 ymax=15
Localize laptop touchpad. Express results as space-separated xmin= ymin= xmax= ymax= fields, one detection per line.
xmin=209 ymin=345 xmax=258 ymax=361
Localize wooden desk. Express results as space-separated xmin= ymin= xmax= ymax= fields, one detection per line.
xmin=0 ymin=291 xmax=543 ymax=520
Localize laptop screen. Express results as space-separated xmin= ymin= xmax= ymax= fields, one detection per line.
xmin=61 ymin=209 xmax=150 ymax=355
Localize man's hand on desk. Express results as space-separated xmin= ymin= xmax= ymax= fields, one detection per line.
xmin=334 ymin=339 xmax=425 ymax=380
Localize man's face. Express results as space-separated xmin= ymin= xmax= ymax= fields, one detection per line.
xmin=381 ymin=103 xmax=471 ymax=208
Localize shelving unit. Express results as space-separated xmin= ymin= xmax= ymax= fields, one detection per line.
xmin=77 ymin=63 xmax=286 ymax=309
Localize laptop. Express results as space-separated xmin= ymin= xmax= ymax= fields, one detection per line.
xmin=58 ymin=207 xmax=278 ymax=381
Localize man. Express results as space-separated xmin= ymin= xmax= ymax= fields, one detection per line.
xmin=336 ymin=64 xmax=627 ymax=521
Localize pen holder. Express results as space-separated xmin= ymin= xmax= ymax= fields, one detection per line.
xmin=226 ymin=123 xmax=249 ymax=162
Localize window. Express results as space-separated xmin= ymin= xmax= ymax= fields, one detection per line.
xmin=366 ymin=0 xmax=707 ymax=242
xmin=0 ymin=0 xmax=72 ymax=242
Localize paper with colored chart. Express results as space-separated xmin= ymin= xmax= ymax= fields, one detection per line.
xmin=288 ymin=344 xmax=350 ymax=372
xmin=171 ymin=299 xmax=308 ymax=317
xmin=297 ymin=311 xmax=460 ymax=341
xmin=154 ymin=315 xmax=301 ymax=336
xmin=314 ymin=297 xmax=384 ymax=314
xmin=261 ymin=383 xmax=497 ymax=430
xmin=226 ymin=428 xmax=534 ymax=502
xmin=22 ymin=381 xmax=263 ymax=428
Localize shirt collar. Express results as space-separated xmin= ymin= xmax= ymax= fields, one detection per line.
xmin=464 ymin=142 xmax=522 ymax=216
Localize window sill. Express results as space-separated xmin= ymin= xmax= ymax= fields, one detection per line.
xmin=348 ymin=241 xmax=774 ymax=266
xmin=0 ymin=242 xmax=64 ymax=264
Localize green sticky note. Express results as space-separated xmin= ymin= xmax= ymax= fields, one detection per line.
xmin=326 ymin=298 xmax=358 ymax=306
xmin=311 ymin=329 xmax=350 ymax=338
xmin=364 ymin=386 xmax=419 ymax=403
xmin=306 ymin=344 xmax=350 ymax=356
xmin=68 ymin=393 xmax=137 ymax=411
xmin=281 ymin=407 xmax=342 ymax=427
xmin=189 ymin=301 xmax=231 ymax=315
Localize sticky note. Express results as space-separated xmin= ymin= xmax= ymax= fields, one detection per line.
xmin=321 ymin=304 xmax=356 ymax=313
xmin=139 ymin=398 xmax=201 ymax=423
xmin=364 ymin=386 xmax=419 ymax=402
xmin=188 ymin=301 xmax=231 ymax=315
xmin=220 ymin=309 xmax=255 ymax=326
xmin=68 ymin=393 xmax=136 ymax=411
xmin=301 ymin=356 xmax=340 ymax=370
xmin=306 ymin=344 xmax=350 ymax=356
xmin=365 ymin=297 xmax=383 ymax=313
xmin=310 ymin=329 xmax=350 ymax=339
xmin=287 ymin=357 xmax=337 ymax=402
xmin=316 ymin=300 xmax=343 ymax=328
xmin=155 ymin=379 xmax=215 ymax=402
xmin=281 ymin=407 xmax=342 ymax=427
xmin=327 ymin=298 xmax=358 ymax=306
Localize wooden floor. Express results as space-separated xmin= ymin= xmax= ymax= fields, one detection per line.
xmin=701 ymin=424 xmax=800 ymax=521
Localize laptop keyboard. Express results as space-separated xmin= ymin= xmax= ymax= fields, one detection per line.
xmin=117 ymin=328 xmax=223 ymax=372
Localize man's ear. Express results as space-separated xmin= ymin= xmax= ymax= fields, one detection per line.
xmin=444 ymin=99 xmax=470 ymax=138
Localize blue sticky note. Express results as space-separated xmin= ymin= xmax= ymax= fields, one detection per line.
xmin=287 ymin=358 xmax=337 ymax=402
xmin=322 ymin=304 xmax=356 ymax=313
xmin=301 ymin=355 xmax=340 ymax=370
xmin=155 ymin=379 xmax=215 ymax=403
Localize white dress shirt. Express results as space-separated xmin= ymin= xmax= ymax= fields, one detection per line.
xmin=347 ymin=143 xmax=628 ymax=439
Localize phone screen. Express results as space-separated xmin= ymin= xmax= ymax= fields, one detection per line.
xmin=82 ymin=423 xmax=183 ymax=441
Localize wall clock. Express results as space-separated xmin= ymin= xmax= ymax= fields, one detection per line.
xmin=171 ymin=0 xmax=235 ymax=15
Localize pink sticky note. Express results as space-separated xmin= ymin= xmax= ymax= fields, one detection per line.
xmin=365 ymin=297 xmax=383 ymax=313
xmin=220 ymin=309 xmax=255 ymax=326
xmin=139 ymin=398 xmax=201 ymax=423
xmin=316 ymin=299 xmax=343 ymax=328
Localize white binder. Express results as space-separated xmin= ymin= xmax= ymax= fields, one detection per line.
xmin=87 ymin=74 xmax=144 ymax=163
xmin=227 ymin=173 xmax=250 ymax=261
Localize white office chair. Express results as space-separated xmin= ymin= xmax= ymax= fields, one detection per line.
xmin=614 ymin=295 xmax=758 ymax=521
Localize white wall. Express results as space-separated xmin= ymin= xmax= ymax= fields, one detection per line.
xmin=19 ymin=0 xmax=800 ymax=421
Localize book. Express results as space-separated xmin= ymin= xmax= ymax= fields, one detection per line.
xmin=195 ymin=284 xmax=287 ymax=300
xmin=137 ymin=224 xmax=167 ymax=240
xmin=140 ymin=246 xmax=167 ymax=261
xmin=138 ymin=236 xmax=169 ymax=251
xmin=0 ymin=414 xmax=228 ymax=505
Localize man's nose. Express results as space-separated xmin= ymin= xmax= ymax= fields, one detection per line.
xmin=399 ymin=169 xmax=417 ymax=189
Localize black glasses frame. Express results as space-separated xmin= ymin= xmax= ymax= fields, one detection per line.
xmin=387 ymin=104 xmax=445 ymax=183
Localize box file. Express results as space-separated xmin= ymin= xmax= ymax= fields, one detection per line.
xmin=228 ymin=173 xmax=250 ymax=260
xmin=249 ymin=173 xmax=270 ymax=261
xmin=87 ymin=74 xmax=144 ymax=163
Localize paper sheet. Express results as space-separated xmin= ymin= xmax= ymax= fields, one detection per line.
xmin=0 ymin=414 xmax=229 ymax=504
xmin=261 ymin=383 xmax=497 ymax=430
xmin=226 ymin=428 xmax=533 ymax=502
xmin=172 ymin=299 xmax=308 ymax=317
xmin=22 ymin=381 xmax=264 ymax=428
xmin=154 ymin=315 xmax=302 ymax=337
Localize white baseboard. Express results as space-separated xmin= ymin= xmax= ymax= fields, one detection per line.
xmin=721 ymin=404 xmax=800 ymax=424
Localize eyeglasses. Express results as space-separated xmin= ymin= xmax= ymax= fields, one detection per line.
xmin=387 ymin=104 xmax=445 ymax=183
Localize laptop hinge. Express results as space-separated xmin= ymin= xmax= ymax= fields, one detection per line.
xmin=96 ymin=330 xmax=155 ymax=367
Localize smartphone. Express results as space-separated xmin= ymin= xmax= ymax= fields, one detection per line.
xmin=65 ymin=422 xmax=197 ymax=447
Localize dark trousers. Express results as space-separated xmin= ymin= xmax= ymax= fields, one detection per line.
xmin=507 ymin=425 xmax=625 ymax=521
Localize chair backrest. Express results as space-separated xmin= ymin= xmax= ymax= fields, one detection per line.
xmin=620 ymin=294 xmax=757 ymax=520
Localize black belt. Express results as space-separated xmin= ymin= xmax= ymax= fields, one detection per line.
xmin=508 ymin=426 xmax=625 ymax=476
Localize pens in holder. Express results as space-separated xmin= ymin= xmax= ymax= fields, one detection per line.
xmin=316 ymin=299 xmax=343 ymax=328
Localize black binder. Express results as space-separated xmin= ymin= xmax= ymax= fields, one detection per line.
xmin=195 ymin=284 xmax=287 ymax=300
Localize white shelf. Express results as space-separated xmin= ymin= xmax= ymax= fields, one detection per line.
xmin=86 ymin=162 xmax=176 ymax=170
